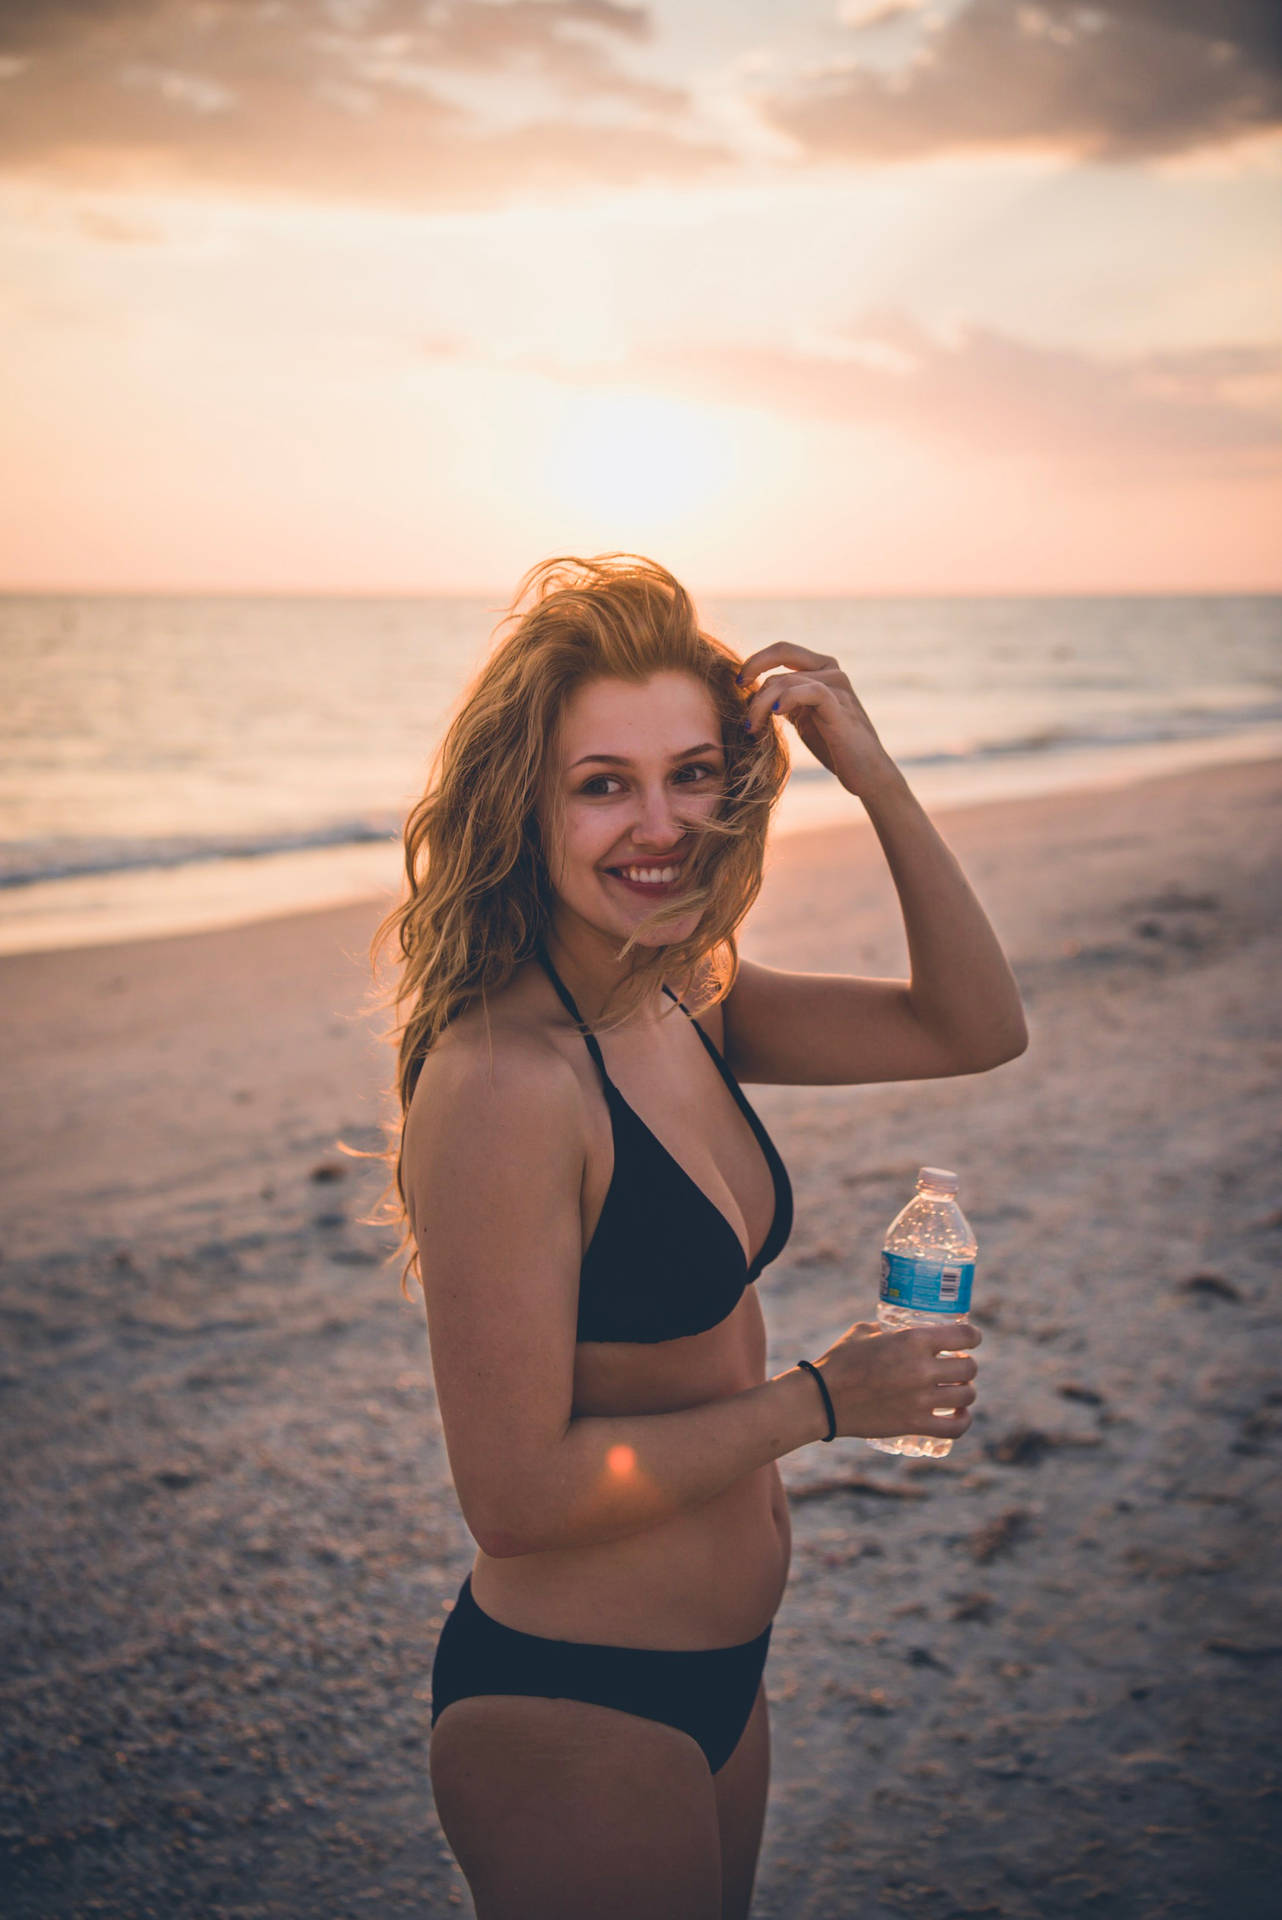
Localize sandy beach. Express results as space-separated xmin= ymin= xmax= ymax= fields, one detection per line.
xmin=2 ymin=755 xmax=1280 ymax=1920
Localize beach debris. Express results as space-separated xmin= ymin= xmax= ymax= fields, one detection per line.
xmin=985 ymin=1427 xmax=1052 ymax=1465
xmin=906 ymin=1645 xmax=948 ymax=1669
xmin=192 ymin=1238 xmax=242 ymax=1270
xmin=987 ymin=1426 xmax=1102 ymax=1464
xmin=949 ymin=1591 xmax=996 ymax=1622
xmin=968 ymin=1508 xmax=1031 ymax=1563
xmin=309 ymin=1161 xmax=347 ymax=1183
xmin=1058 ymin=1382 xmax=1104 ymax=1405
xmin=788 ymin=1472 xmax=927 ymax=1503
xmin=1138 ymin=888 xmax=1220 ymax=913
xmin=1134 ymin=919 xmax=1166 ymax=939
xmin=1232 ymin=1403 xmax=1282 ymax=1455
xmin=1178 ymin=1271 xmax=1242 ymax=1302
xmin=794 ymin=1240 xmax=843 ymax=1266
xmin=851 ymin=1686 xmax=895 ymax=1716
xmin=1203 ymin=1638 xmax=1282 ymax=1662
xmin=1124 ymin=1544 xmax=1233 ymax=1580
xmin=840 ymin=1164 xmax=920 ymax=1188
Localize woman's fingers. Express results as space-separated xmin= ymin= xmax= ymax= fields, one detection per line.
xmin=815 ymin=1318 xmax=984 ymax=1440
xmin=933 ymin=1355 xmax=979 ymax=1384
xmin=916 ymin=1322 xmax=982 ymax=1353
xmin=738 ymin=642 xmax=838 ymax=682
xmin=928 ymin=1409 xmax=974 ymax=1435
xmin=743 ymin=675 xmax=843 ymax=735
xmin=926 ymin=1382 xmax=977 ymax=1409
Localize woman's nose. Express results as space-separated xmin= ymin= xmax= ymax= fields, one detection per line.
xmin=632 ymin=786 xmax=685 ymax=848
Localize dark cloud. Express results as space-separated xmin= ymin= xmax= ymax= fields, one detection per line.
xmin=503 ymin=314 xmax=1282 ymax=469
xmin=762 ymin=0 xmax=1282 ymax=163
xmin=0 ymin=0 xmax=726 ymax=205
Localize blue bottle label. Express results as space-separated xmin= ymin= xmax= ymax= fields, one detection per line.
xmin=880 ymin=1250 xmax=975 ymax=1313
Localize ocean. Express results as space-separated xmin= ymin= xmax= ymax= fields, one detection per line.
xmin=2 ymin=591 xmax=1279 ymax=955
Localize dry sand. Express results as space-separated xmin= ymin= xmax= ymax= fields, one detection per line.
xmin=2 ymin=757 xmax=1280 ymax=1920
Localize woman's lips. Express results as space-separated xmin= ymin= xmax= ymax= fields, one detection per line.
xmin=603 ymin=858 xmax=687 ymax=894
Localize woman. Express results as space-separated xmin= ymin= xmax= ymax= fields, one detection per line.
xmin=378 ymin=554 xmax=1027 ymax=1920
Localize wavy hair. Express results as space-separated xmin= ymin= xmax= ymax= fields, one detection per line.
xmin=371 ymin=553 xmax=790 ymax=1292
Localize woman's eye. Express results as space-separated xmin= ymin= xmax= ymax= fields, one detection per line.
xmin=578 ymin=764 xmax=720 ymax=797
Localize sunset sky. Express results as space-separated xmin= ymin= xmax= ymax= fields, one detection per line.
xmin=2 ymin=0 xmax=1279 ymax=595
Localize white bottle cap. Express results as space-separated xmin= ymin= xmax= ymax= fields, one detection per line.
xmin=918 ymin=1166 xmax=958 ymax=1192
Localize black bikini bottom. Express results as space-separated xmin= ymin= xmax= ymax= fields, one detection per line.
xmin=430 ymin=1574 xmax=772 ymax=1776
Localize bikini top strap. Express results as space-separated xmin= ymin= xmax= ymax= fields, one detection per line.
xmin=537 ymin=947 xmax=753 ymax=1119
xmin=665 ymin=987 xmax=782 ymax=1163
xmin=534 ymin=942 xmax=610 ymax=1084
xmin=663 ymin=982 xmax=734 ymax=1080
xmin=663 ymin=981 xmax=719 ymax=1043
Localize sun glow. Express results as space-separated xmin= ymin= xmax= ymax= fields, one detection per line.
xmin=541 ymin=387 xmax=742 ymax=536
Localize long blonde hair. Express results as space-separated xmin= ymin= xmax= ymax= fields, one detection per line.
xmin=372 ymin=553 xmax=790 ymax=1291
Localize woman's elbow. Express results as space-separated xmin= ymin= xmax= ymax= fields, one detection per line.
xmin=955 ymin=1018 xmax=1029 ymax=1075
xmin=989 ymin=1018 xmax=1030 ymax=1066
xmin=463 ymin=1488 xmax=550 ymax=1559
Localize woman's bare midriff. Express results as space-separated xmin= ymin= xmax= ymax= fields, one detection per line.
xmin=469 ymin=1286 xmax=791 ymax=1651
xmin=459 ymin=961 xmax=791 ymax=1651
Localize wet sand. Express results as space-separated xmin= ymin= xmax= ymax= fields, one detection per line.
xmin=2 ymin=757 xmax=1280 ymax=1919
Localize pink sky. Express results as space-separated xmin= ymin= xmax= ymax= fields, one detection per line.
xmin=1 ymin=0 xmax=1279 ymax=594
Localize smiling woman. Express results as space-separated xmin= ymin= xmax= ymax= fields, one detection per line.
xmin=550 ymin=673 xmax=730 ymax=917
xmin=372 ymin=553 xmax=1014 ymax=1919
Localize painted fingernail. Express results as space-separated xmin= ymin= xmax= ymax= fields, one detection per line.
xmin=743 ymin=717 xmax=753 ymax=733
xmin=772 ymin=698 xmax=781 ymax=712
xmin=734 ymin=672 xmax=743 ymax=685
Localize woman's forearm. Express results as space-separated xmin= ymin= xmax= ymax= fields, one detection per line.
xmin=475 ymin=1365 xmax=828 ymax=1557
xmin=861 ymin=761 xmax=1028 ymax=1066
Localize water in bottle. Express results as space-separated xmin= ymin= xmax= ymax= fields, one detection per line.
xmin=866 ymin=1166 xmax=977 ymax=1459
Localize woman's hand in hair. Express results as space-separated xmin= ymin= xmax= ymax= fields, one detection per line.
xmin=739 ymin=642 xmax=899 ymax=802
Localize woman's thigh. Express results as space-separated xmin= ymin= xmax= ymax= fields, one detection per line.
xmin=712 ymin=1681 xmax=770 ymax=1920
xmin=430 ymin=1693 xmax=724 ymax=1920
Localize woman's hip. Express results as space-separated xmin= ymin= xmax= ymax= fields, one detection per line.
xmin=430 ymin=1571 xmax=773 ymax=1777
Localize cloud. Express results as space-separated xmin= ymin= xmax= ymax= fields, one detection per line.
xmin=0 ymin=0 xmax=728 ymax=205
xmin=478 ymin=313 xmax=1282 ymax=469
xmin=835 ymin=1 xmax=925 ymax=28
xmin=762 ymin=0 xmax=1282 ymax=164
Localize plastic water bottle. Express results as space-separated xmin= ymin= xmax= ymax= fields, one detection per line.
xmin=865 ymin=1166 xmax=977 ymax=1459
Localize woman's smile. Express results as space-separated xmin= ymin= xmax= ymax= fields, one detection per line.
xmin=601 ymin=852 xmax=690 ymax=897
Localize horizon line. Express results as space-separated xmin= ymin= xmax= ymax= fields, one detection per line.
xmin=3 ymin=581 xmax=1280 ymax=602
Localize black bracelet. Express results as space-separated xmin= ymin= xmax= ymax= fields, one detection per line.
xmin=796 ymin=1359 xmax=837 ymax=1442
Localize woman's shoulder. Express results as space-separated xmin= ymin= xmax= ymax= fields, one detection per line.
xmin=404 ymin=964 xmax=584 ymax=1152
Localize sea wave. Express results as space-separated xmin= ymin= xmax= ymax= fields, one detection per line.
xmin=0 ymin=817 xmax=402 ymax=890
xmin=787 ymin=699 xmax=1282 ymax=779
xmin=5 ymin=698 xmax=1280 ymax=888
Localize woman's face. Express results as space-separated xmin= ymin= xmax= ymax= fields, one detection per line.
xmin=540 ymin=671 xmax=727 ymax=950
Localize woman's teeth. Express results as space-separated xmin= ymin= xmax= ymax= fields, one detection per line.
xmin=613 ymin=865 xmax=680 ymax=885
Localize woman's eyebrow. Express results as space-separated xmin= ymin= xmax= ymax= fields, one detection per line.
xmin=569 ymin=741 xmax=723 ymax=770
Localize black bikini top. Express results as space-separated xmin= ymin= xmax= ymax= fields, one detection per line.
xmin=536 ymin=944 xmax=793 ymax=1345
